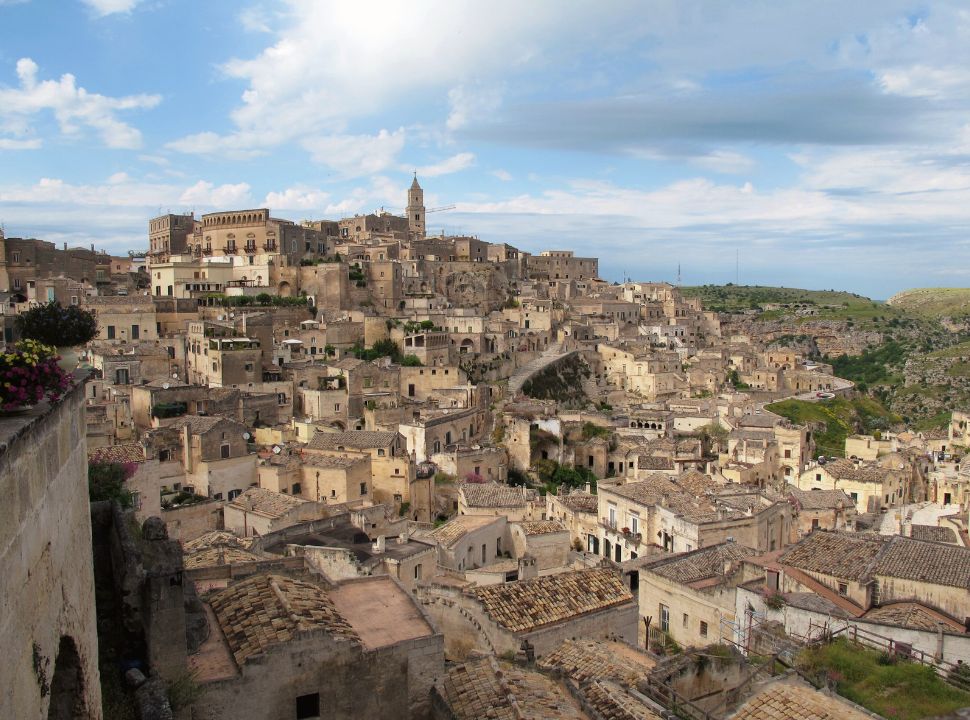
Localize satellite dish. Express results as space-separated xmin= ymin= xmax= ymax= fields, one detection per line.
xmin=229 ymin=313 xmax=235 ymax=319
xmin=172 ymin=373 xmax=179 ymax=379
xmin=217 ymin=314 xmax=224 ymax=321
xmin=272 ymin=445 xmax=282 ymax=454
xmin=243 ymin=432 xmax=251 ymax=440
xmin=162 ymin=382 xmax=170 ymax=389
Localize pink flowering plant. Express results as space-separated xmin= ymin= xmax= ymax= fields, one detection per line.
xmin=0 ymin=339 xmax=73 ymax=410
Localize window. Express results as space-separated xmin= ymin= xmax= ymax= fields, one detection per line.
xmin=608 ymin=503 xmax=617 ymax=529
xmin=838 ymin=582 xmax=848 ymax=597
xmin=334 ymin=403 xmax=341 ymax=412
xmin=660 ymin=604 xmax=670 ymax=633
xmin=13 ymin=278 xmax=20 ymax=290
xmin=360 ymin=482 xmax=367 ymax=496
xmin=131 ymin=324 xmax=139 ymax=339
xmin=292 ymin=483 xmax=301 ymax=495
xmin=221 ymin=443 xmax=231 ymax=459
xmin=630 ymin=513 xmax=639 ymax=535
xmin=767 ymin=570 xmax=779 ymax=591
xmin=811 ymin=518 xmax=820 ymax=530
xmin=815 ymin=473 xmax=822 ymax=481
xmin=784 ymin=449 xmax=791 ymax=458
xmin=683 ymin=613 xmax=689 ymax=628
xmin=414 ymin=564 xmax=423 ymax=580
xmin=228 ymin=489 xmax=242 ymax=501
xmin=296 ymin=693 xmax=320 ymax=719
xmin=699 ymin=621 xmax=708 ymax=637
xmin=107 ymin=325 xmax=116 ymax=340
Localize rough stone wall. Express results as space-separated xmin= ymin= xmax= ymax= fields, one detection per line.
xmin=192 ymin=631 xmax=443 ymax=720
xmin=0 ymin=384 xmax=102 ymax=718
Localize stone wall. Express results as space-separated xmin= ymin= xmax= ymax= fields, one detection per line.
xmin=0 ymin=382 xmax=102 ymax=718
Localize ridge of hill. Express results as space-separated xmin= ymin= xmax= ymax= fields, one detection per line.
xmin=886 ymin=288 xmax=970 ymax=319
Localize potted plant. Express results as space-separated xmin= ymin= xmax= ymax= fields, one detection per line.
xmin=0 ymin=340 xmax=73 ymax=412
xmin=15 ymin=301 xmax=98 ymax=371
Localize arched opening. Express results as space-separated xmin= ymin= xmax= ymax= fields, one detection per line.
xmin=278 ymin=281 xmax=293 ymax=297
xmin=47 ymin=636 xmax=84 ymax=720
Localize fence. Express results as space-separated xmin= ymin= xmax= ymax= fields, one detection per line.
xmin=826 ymin=624 xmax=970 ymax=693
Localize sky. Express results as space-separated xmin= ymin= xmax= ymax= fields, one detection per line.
xmin=2 ymin=2 xmax=970 ymax=299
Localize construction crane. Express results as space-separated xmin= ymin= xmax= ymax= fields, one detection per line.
xmin=392 ymin=204 xmax=456 ymax=215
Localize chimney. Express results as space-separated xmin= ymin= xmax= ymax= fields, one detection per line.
xmin=397 ymin=525 xmax=410 ymax=544
xmin=585 ymin=482 xmax=591 ymax=494
xmin=723 ymin=560 xmax=732 ymax=575
xmin=63 ymin=242 xmax=67 ymax=250
xmin=90 ymin=243 xmax=94 ymax=251
xmin=373 ymin=535 xmax=386 ymax=553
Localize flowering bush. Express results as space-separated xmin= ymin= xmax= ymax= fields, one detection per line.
xmin=0 ymin=340 xmax=73 ymax=410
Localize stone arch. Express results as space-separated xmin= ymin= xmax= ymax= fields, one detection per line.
xmin=278 ymin=281 xmax=292 ymax=297
xmin=47 ymin=636 xmax=85 ymax=720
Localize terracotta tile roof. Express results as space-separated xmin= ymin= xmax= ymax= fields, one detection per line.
xmin=637 ymin=455 xmax=675 ymax=471
xmin=876 ymin=535 xmax=970 ymax=588
xmin=428 ymin=514 xmax=501 ymax=549
xmin=460 ymin=481 xmax=530 ymax=508
xmin=778 ymin=531 xmax=886 ymax=583
xmin=182 ymin=530 xmax=254 ymax=553
xmin=306 ymin=430 xmax=398 ymax=450
xmin=863 ymin=601 xmax=966 ymax=632
xmin=821 ymin=458 xmax=894 ymax=483
xmin=183 ymin=546 xmax=261 ymax=569
xmin=556 ymin=490 xmax=598 ymax=513
xmin=788 ymin=487 xmax=854 ymax=510
xmin=644 ymin=542 xmax=755 ymax=586
xmin=538 ymin=639 xmax=653 ymax=686
xmin=228 ymin=487 xmax=307 ymax=518
xmin=302 ymin=454 xmax=367 ymax=469
xmin=470 ymin=567 xmax=633 ymax=633
xmin=172 ymin=414 xmax=228 ymax=434
xmin=518 ymin=520 xmax=567 ymax=536
xmin=910 ymin=524 xmax=958 ymax=544
xmin=440 ymin=657 xmax=586 ymax=720
xmin=731 ymin=679 xmax=872 ymax=720
xmin=208 ymin=574 xmax=359 ymax=666
xmin=582 ymin=680 xmax=662 ymax=720
xmin=779 ymin=530 xmax=970 ymax=589
xmin=87 ymin=443 xmax=146 ymax=464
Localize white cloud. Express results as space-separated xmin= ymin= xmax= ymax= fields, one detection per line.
xmin=179 ymin=181 xmax=253 ymax=207
xmin=302 ymin=128 xmax=406 ymax=176
xmin=80 ymin=0 xmax=143 ymax=16
xmin=263 ymin=186 xmax=331 ymax=211
xmin=107 ymin=171 xmax=130 ymax=184
xmin=415 ymin=152 xmax=475 ymax=178
xmin=0 ymin=137 xmax=41 ymax=150
xmin=492 ymin=169 xmax=513 ymax=181
xmin=446 ymin=84 xmax=504 ymax=131
xmin=0 ymin=58 xmax=160 ymax=149
xmin=239 ymin=6 xmax=273 ymax=33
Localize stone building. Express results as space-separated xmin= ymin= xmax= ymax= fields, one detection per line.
xmin=188 ymin=573 xmax=444 ymax=720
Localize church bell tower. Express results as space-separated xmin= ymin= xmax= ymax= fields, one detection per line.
xmin=406 ymin=174 xmax=426 ymax=239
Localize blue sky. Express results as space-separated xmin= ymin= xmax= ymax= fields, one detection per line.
xmin=3 ymin=1 xmax=970 ymax=298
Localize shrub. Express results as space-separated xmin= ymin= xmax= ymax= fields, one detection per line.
xmin=0 ymin=340 xmax=73 ymax=410
xmin=88 ymin=461 xmax=137 ymax=507
xmin=16 ymin=302 xmax=98 ymax=347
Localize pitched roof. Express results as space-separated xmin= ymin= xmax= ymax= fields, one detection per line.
xmin=440 ymin=657 xmax=586 ymax=720
xmin=582 ymin=680 xmax=662 ymax=720
xmin=172 ymin=414 xmax=230 ymax=434
xmin=821 ymin=458 xmax=894 ymax=482
xmin=87 ymin=443 xmax=146 ymax=464
xmin=731 ymin=679 xmax=872 ymax=720
xmin=909 ymin=524 xmax=958 ymax=544
xmin=470 ymin=567 xmax=633 ymax=633
xmin=778 ymin=531 xmax=886 ymax=582
xmin=863 ymin=601 xmax=966 ymax=632
xmin=644 ymin=542 xmax=755 ymax=586
xmin=538 ymin=639 xmax=654 ymax=686
xmin=183 ymin=546 xmax=261 ymax=570
xmin=779 ymin=530 xmax=970 ymax=589
xmin=460 ymin=481 xmax=529 ymax=508
xmin=788 ymin=487 xmax=855 ymax=510
xmin=556 ymin=490 xmax=598 ymax=513
xmin=307 ymin=430 xmax=398 ymax=450
xmin=208 ymin=574 xmax=359 ymax=666
xmin=228 ymin=487 xmax=307 ymax=518
xmin=182 ymin=530 xmax=254 ymax=554
xmin=428 ymin=514 xmax=501 ymax=549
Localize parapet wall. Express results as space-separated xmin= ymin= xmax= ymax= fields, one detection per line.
xmin=0 ymin=382 xmax=102 ymax=718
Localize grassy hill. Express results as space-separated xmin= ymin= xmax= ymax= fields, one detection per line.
xmin=887 ymin=288 xmax=970 ymax=319
xmin=680 ymin=284 xmax=903 ymax=324
xmin=765 ymin=397 xmax=901 ymax=457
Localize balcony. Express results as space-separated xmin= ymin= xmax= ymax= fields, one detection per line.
xmin=244 ymin=244 xmax=257 ymax=254
xmin=221 ymin=245 xmax=238 ymax=255
xmin=262 ymin=241 xmax=277 ymax=251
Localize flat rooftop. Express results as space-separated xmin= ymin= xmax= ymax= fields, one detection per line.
xmin=328 ymin=577 xmax=434 ymax=650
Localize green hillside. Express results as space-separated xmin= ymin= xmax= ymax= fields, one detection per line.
xmin=887 ymin=288 xmax=970 ymax=319
xmin=765 ymin=397 xmax=901 ymax=458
